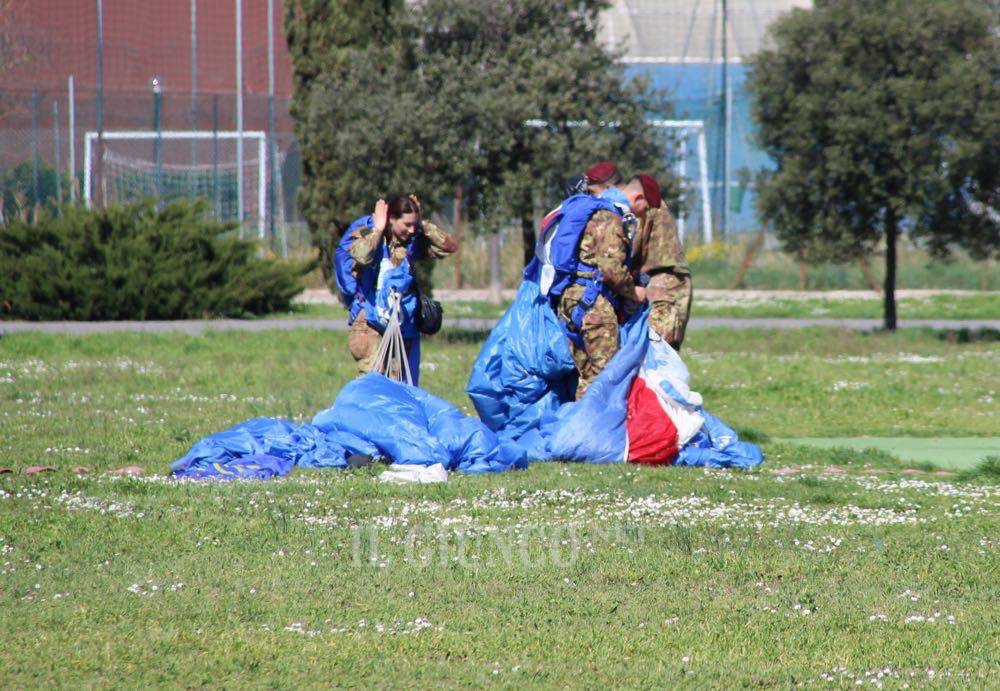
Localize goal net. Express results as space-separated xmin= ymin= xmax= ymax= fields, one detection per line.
xmin=84 ymin=130 xmax=269 ymax=239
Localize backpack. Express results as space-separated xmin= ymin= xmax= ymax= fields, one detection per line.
xmin=333 ymin=215 xmax=374 ymax=309
xmin=530 ymin=194 xmax=624 ymax=298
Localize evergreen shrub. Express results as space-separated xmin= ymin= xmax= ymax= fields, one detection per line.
xmin=0 ymin=199 xmax=312 ymax=320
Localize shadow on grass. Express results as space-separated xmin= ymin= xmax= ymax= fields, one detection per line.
xmin=767 ymin=441 xmax=906 ymax=471
xmin=935 ymin=327 xmax=999 ymax=344
xmin=733 ymin=426 xmax=772 ymax=444
xmin=769 ymin=441 xmax=1000 ymax=485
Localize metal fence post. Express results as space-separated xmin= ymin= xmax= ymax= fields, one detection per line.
xmin=267 ymin=0 xmax=278 ymax=252
xmin=190 ymin=0 xmax=198 ymax=173
xmin=235 ymin=0 xmax=244 ymax=238
xmin=53 ymin=100 xmax=62 ymax=206
xmin=212 ymin=94 xmax=220 ymax=220
xmin=95 ymin=0 xmax=105 ymax=208
xmin=152 ymin=78 xmax=163 ymax=200
xmin=31 ymin=89 xmax=40 ymax=209
xmin=68 ymin=76 xmax=77 ymax=204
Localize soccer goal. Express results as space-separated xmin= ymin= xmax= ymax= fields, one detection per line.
xmin=84 ymin=130 xmax=268 ymax=239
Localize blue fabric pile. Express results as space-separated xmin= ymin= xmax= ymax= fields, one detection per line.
xmin=171 ymin=375 xmax=525 ymax=480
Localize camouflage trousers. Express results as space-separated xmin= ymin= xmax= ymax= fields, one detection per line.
xmin=347 ymin=310 xmax=421 ymax=385
xmin=557 ymin=287 xmax=620 ymax=400
xmin=647 ymin=271 xmax=692 ymax=351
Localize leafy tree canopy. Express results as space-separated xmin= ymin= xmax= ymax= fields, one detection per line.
xmin=750 ymin=0 xmax=999 ymax=327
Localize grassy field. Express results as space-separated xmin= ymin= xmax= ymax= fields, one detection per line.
xmin=682 ymin=241 xmax=997 ymax=291
xmin=280 ymin=291 xmax=1000 ymax=322
xmin=690 ymin=292 xmax=1000 ymax=320
xmin=1 ymin=328 xmax=998 ymax=687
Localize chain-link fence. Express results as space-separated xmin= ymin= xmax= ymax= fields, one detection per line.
xmin=0 ymin=0 xmax=307 ymax=256
xmin=602 ymin=0 xmax=813 ymax=237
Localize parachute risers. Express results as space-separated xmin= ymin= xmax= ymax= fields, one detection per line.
xmin=373 ymin=290 xmax=413 ymax=385
xmin=532 ymin=193 xmax=621 ymax=299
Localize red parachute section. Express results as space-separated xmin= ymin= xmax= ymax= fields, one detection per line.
xmin=625 ymin=375 xmax=679 ymax=465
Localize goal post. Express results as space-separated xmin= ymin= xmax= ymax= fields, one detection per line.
xmin=647 ymin=120 xmax=713 ymax=243
xmin=84 ymin=130 xmax=268 ymax=240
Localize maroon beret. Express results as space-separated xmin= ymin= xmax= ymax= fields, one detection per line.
xmin=637 ymin=173 xmax=662 ymax=209
xmin=584 ymin=161 xmax=620 ymax=185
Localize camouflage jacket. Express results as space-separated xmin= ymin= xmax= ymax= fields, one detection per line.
xmin=576 ymin=209 xmax=640 ymax=302
xmin=348 ymin=220 xmax=456 ymax=273
xmin=631 ymin=207 xmax=690 ymax=276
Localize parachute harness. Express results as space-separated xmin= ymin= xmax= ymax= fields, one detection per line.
xmin=373 ymin=289 xmax=414 ymax=386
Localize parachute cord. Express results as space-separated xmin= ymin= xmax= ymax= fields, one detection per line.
xmin=373 ymin=290 xmax=414 ymax=386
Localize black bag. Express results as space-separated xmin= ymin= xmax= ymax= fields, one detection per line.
xmin=415 ymin=292 xmax=443 ymax=335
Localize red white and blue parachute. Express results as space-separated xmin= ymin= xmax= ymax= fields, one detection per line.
xmin=467 ymin=280 xmax=763 ymax=468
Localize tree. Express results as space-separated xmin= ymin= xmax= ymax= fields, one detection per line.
xmin=284 ymin=0 xmax=678 ymax=285
xmin=0 ymin=0 xmax=29 ymax=71
xmin=283 ymin=0 xmax=406 ymax=279
xmin=416 ymin=0 xmax=677 ymax=265
xmin=750 ymin=0 xmax=999 ymax=329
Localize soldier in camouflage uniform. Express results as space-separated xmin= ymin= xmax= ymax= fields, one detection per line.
xmin=630 ymin=175 xmax=692 ymax=350
xmin=557 ymin=178 xmax=648 ymax=399
xmin=346 ymin=196 xmax=456 ymax=377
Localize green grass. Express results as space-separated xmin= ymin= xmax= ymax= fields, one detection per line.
xmin=275 ymin=292 xmax=999 ymax=322
xmin=692 ymin=292 xmax=1000 ymax=320
xmin=1 ymin=328 xmax=998 ymax=687
xmin=677 ymin=241 xmax=996 ymax=291
xmin=409 ymin=228 xmax=998 ymax=292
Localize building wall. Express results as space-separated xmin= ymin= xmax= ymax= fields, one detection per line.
xmin=2 ymin=0 xmax=294 ymax=97
xmin=602 ymin=1 xmax=813 ymax=234
xmin=0 ymin=0 xmax=299 ymax=193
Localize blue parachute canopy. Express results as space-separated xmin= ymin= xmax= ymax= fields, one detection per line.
xmin=172 ymin=374 xmax=526 ymax=480
xmin=466 ymin=281 xmax=577 ymax=444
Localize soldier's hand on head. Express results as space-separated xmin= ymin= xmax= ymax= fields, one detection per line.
xmin=409 ymin=194 xmax=422 ymax=215
xmin=372 ymin=199 xmax=388 ymax=232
